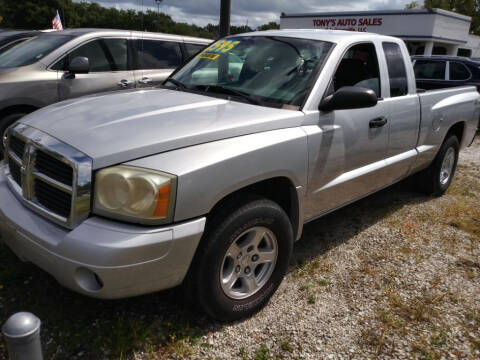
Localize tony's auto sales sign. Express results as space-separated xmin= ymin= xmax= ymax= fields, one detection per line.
xmin=312 ymin=17 xmax=384 ymax=32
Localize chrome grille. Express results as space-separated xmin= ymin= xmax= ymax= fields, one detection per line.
xmin=4 ymin=124 xmax=92 ymax=229
xmin=35 ymin=151 xmax=74 ymax=186
xmin=34 ymin=179 xmax=72 ymax=218
xmin=9 ymin=136 xmax=25 ymax=159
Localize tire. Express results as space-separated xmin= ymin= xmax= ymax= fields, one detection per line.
xmin=1 ymin=113 xmax=27 ymax=158
xmin=416 ymin=135 xmax=459 ymax=196
xmin=184 ymin=195 xmax=294 ymax=321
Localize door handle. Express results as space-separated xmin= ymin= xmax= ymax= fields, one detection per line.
xmin=369 ymin=116 xmax=388 ymax=128
xmin=138 ymin=77 xmax=152 ymax=85
xmin=117 ymin=79 xmax=131 ymax=88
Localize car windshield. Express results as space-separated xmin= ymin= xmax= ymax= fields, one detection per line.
xmin=169 ymin=36 xmax=334 ymax=109
xmin=0 ymin=34 xmax=72 ymax=69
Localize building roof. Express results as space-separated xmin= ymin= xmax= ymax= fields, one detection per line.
xmin=281 ymin=8 xmax=471 ymax=22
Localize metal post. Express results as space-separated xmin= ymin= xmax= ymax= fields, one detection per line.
xmin=2 ymin=312 xmax=43 ymax=360
xmin=219 ymin=0 xmax=231 ymax=38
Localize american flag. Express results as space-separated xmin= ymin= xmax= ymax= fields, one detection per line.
xmin=52 ymin=10 xmax=63 ymax=30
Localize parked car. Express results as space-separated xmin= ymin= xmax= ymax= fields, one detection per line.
xmin=0 ymin=30 xmax=39 ymax=54
xmin=1 ymin=30 xmax=478 ymax=321
xmin=412 ymin=55 xmax=480 ymax=91
xmin=0 ymin=28 xmax=211 ymax=155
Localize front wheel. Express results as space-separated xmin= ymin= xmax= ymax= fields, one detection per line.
xmin=184 ymin=196 xmax=293 ymax=321
xmin=416 ymin=135 xmax=459 ymax=196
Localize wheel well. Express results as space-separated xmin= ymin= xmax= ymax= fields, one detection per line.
xmin=446 ymin=122 xmax=465 ymax=145
xmin=209 ymin=177 xmax=300 ymax=239
xmin=0 ymin=105 xmax=38 ymax=120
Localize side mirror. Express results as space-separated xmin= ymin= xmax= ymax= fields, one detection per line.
xmin=68 ymin=56 xmax=89 ymax=74
xmin=319 ymin=86 xmax=377 ymax=112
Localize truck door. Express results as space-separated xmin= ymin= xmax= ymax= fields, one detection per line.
xmin=382 ymin=42 xmax=421 ymax=183
xmin=56 ymin=37 xmax=135 ymax=101
xmin=305 ymin=42 xmax=390 ymax=218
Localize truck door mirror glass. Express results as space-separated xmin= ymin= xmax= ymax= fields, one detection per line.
xmin=68 ymin=56 xmax=89 ymax=74
xmin=319 ymin=86 xmax=377 ymax=112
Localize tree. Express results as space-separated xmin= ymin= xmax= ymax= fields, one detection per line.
xmin=258 ymin=21 xmax=280 ymax=30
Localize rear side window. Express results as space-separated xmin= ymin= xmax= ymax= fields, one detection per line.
xmin=333 ymin=42 xmax=381 ymax=98
xmin=382 ymin=42 xmax=408 ymax=97
xmin=185 ymin=43 xmax=207 ymax=58
xmin=449 ymin=62 xmax=471 ymax=80
xmin=136 ymin=39 xmax=182 ymax=69
xmin=414 ymin=60 xmax=446 ymax=80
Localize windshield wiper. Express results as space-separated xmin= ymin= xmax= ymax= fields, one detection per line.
xmin=195 ymin=84 xmax=261 ymax=105
xmin=164 ymin=78 xmax=188 ymax=90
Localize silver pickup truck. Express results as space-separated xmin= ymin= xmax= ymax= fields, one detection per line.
xmin=0 ymin=30 xmax=478 ymax=321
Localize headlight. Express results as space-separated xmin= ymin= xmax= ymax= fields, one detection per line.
xmin=93 ymin=165 xmax=176 ymax=225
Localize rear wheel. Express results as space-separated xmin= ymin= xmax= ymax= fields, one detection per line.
xmin=416 ymin=135 xmax=459 ymax=196
xmin=184 ymin=195 xmax=293 ymax=321
xmin=1 ymin=113 xmax=27 ymax=158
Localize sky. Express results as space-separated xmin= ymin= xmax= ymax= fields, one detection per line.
xmin=73 ymin=0 xmax=417 ymax=27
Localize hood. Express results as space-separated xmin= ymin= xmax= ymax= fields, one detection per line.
xmin=21 ymin=88 xmax=304 ymax=169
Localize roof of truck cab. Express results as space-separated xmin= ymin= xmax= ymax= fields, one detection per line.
xmin=233 ymin=29 xmax=402 ymax=44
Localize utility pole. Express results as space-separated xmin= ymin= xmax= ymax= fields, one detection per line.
xmin=155 ymin=0 xmax=162 ymax=32
xmin=219 ymin=0 xmax=231 ymax=38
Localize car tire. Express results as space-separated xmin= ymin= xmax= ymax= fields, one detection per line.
xmin=1 ymin=113 xmax=27 ymax=158
xmin=184 ymin=195 xmax=294 ymax=321
xmin=417 ymin=135 xmax=459 ymax=196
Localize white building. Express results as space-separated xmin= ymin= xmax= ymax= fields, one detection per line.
xmin=280 ymin=8 xmax=480 ymax=57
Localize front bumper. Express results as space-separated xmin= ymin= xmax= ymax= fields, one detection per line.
xmin=0 ymin=165 xmax=206 ymax=299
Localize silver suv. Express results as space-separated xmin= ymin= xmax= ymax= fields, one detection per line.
xmin=0 ymin=28 xmax=211 ymax=155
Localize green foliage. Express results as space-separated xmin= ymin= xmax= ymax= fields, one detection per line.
xmin=258 ymin=21 xmax=280 ymax=31
xmin=405 ymin=0 xmax=480 ymax=35
xmin=405 ymin=1 xmax=421 ymax=9
xmin=0 ymin=0 xmax=274 ymax=39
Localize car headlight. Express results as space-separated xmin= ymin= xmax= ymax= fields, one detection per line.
xmin=93 ymin=165 xmax=176 ymax=225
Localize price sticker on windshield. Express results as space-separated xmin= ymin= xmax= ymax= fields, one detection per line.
xmin=197 ymin=40 xmax=241 ymax=60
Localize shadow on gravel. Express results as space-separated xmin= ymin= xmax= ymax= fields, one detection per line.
xmin=291 ymin=179 xmax=431 ymax=270
xmin=0 ymin=179 xmax=431 ymax=359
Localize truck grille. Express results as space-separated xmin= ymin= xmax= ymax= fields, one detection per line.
xmin=4 ymin=124 xmax=92 ymax=229
xmin=9 ymin=136 xmax=25 ymax=158
xmin=8 ymin=158 xmax=21 ymax=186
xmin=35 ymin=151 xmax=74 ymax=186
xmin=34 ymin=180 xmax=72 ymax=218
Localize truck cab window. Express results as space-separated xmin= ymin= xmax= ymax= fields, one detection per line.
xmin=333 ymin=43 xmax=381 ymax=98
xmin=382 ymin=42 xmax=408 ymax=97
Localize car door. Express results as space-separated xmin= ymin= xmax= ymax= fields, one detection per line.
xmin=134 ymin=38 xmax=183 ymax=88
xmin=305 ymin=42 xmax=390 ymax=219
xmin=382 ymin=42 xmax=421 ymax=183
xmin=183 ymin=42 xmax=208 ymax=61
xmin=413 ymin=59 xmax=448 ymax=90
xmin=55 ymin=37 xmax=135 ymax=101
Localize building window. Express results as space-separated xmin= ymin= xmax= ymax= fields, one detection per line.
xmin=457 ymin=48 xmax=472 ymax=57
xmin=382 ymin=42 xmax=408 ymax=97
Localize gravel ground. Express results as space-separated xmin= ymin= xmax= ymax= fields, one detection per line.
xmin=185 ymin=138 xmax=480 ymax=360
xmin=0 ymin=139 xmax=479 ymax=360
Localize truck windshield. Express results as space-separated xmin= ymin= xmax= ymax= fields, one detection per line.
xmin=0 ymin=34 xmax=72 ymax=69
xmin=169 ymin=36 xmax=334 ymax=109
